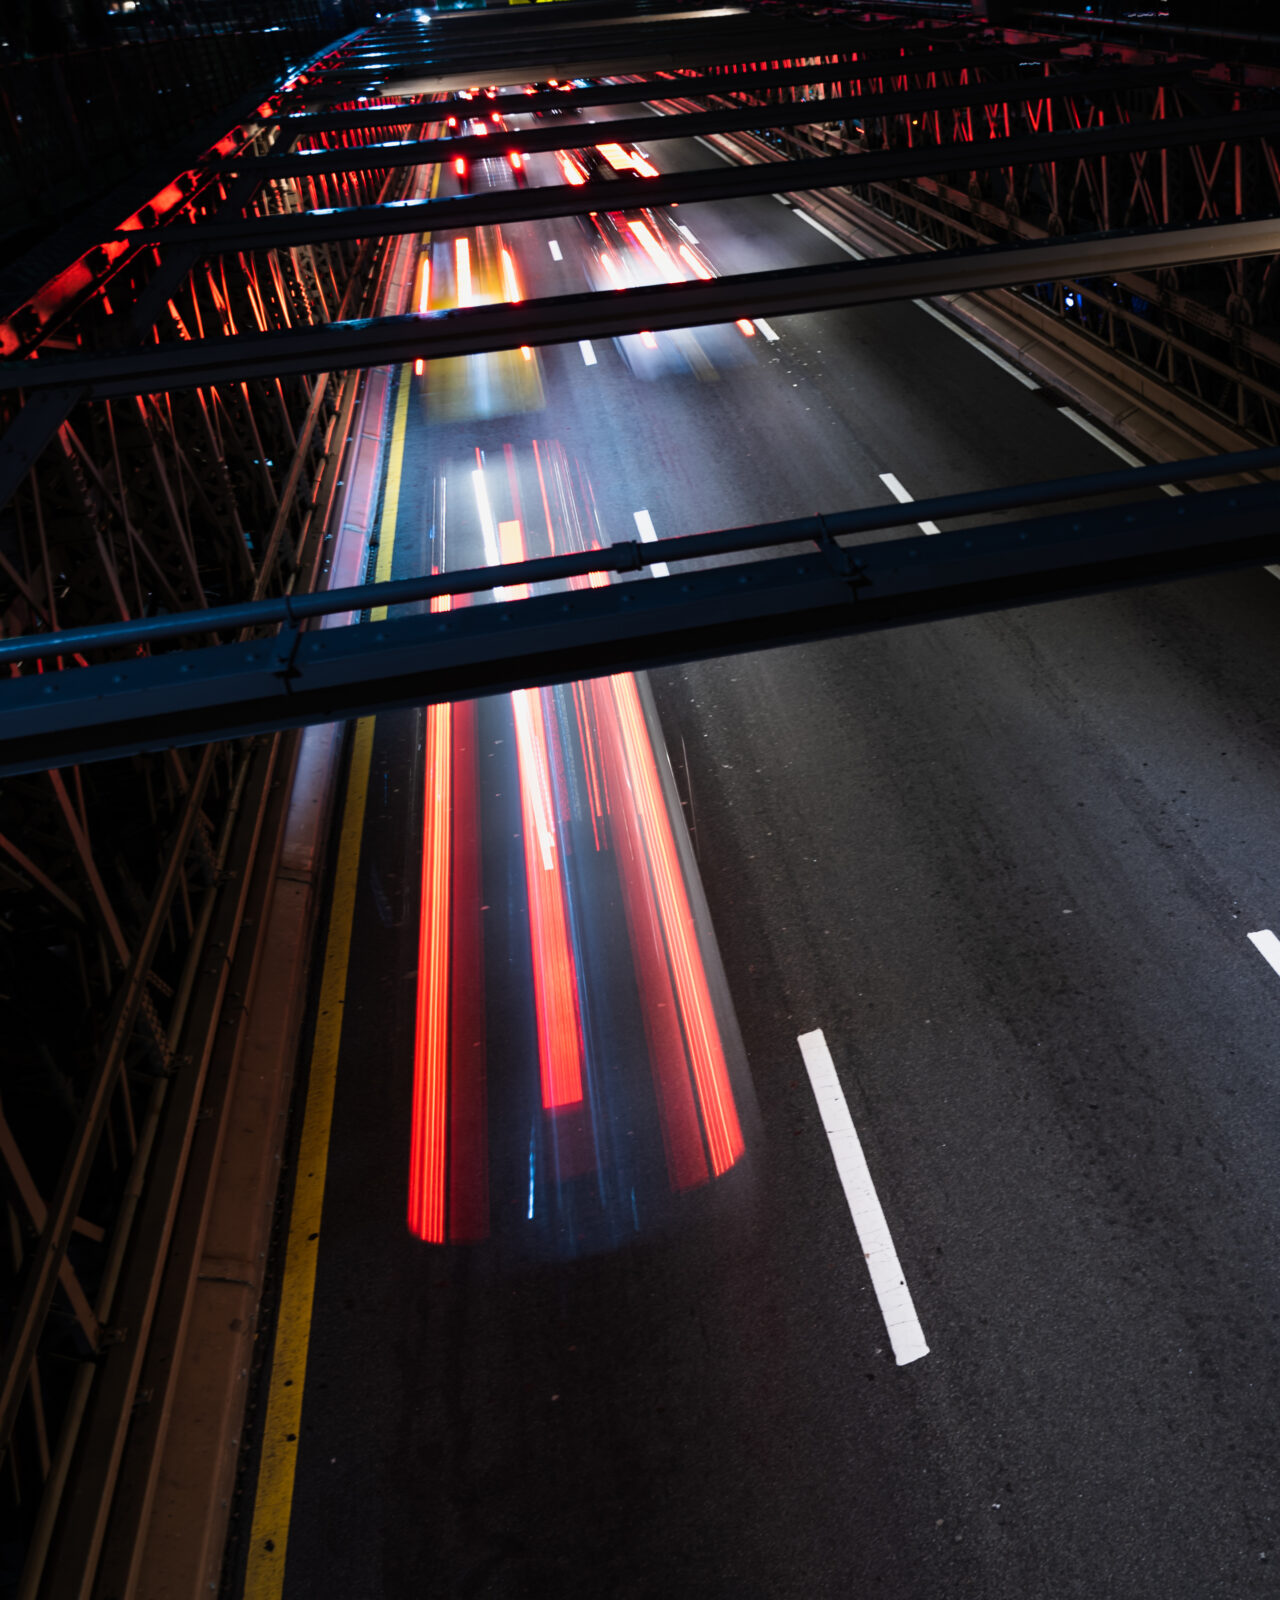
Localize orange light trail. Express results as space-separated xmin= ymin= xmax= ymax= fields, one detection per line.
xmin=678 ymin=243 xmax=712 ymax=280
xmin=455 ymin=237 xmax=472 ymax=306
xmin=556 ymin=150 xmax=588 ymax=185
xmin=627 ymin=218 xmax=681 ymax=282
xmin=501 ymin=248 xmax=522 ymax=303
xmin=499 ymin=517 xmax=585 ymax=1111
xmin=596 ymin=142 xmax=659 ymax=177
xmin=414 ymin=253 xmax=431 ymax=375
xmin=736 ymin=318 xmax=757 ymax=336
xmin=599 ymin=251 xmax=625 ymax=289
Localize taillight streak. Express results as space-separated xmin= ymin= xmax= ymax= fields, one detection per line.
xmin=590 ymin=676 xmax=709 ymax=1191
xmin=609 ymin=672 xmax=744 ymax=1175
xmin=498 ymin=513 xmax=586 ymax=1111
xmin=409 ymin=592 xmax=454 ymax=1243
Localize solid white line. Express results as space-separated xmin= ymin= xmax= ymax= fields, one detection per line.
xmin=797 ymin=1029 xmax=929 ymax=1367
xmin=753 ymin=317 xmax=779 ymax=342
xmin=796 ymin=211 xmax=864 ymax=259
xmin=579 ymin=340 xmax=597 ymax=366
xmin=676 ymin=223 xmax=699 ymax=244
xmin=774 ymin=193 xmax=793 ymax=205
xmin=1248 ymin=929 xmax=1280 ymax=978
xmin=880 ymin=471 xmax=941 ymax=535
xmin=694 ymin=135 xmax=733 ymax=162
xmin=1058 ymin=406 xmax=1184 ymax=497
xmin=549 ymin=239 xmax=563 ymax=261
xmin=913 ymin=298 xmax=1039 ymax=390
xmin=633 ymin=508 xmax=669 ymax=577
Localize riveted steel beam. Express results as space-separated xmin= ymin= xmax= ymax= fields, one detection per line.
xmin=1 ymin=483 xmax=1278 ymax=777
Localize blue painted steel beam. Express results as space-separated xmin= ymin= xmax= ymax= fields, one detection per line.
xmin=2 ymin=482 xmax=1279 ymax=777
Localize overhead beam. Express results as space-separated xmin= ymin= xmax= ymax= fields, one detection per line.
xmin=280 ymin=50 xmax=1055 ymax=132
xmin=237 ymin=65 xmax=1190 ymax=178
xmin=9 ymin=216 xmax=1279 ymax=399
xmin=3 ymin=482 xmax=1279 ymax=777
xmin=128 ymin=110 xmax=1280 ymax=254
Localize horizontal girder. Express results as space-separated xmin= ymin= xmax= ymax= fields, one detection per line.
xmin=9 ymin=217 xmax=1278 ymax=399
xmin=279 ymin=49 xmax=1062 ymax=133
xmin=127 ymin=109 xmax=1280 ymax=256
xmin=239 ymin=64 xmax=1193 ymax=178
xmin=4 ymin=481 xmax=1279 ymax=776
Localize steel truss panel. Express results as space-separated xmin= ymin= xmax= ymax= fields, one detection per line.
xmin=238 ymin=65 xmax=1192 ymax=179
xmin=12 ymin=217 xmax=1278 ymax=399
xmin=2 ymin=482 xmax=1279 ymax=778
xmin=134 ymin=109 xmax=1280 ymax=255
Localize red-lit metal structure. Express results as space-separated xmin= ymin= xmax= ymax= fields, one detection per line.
xmin=1 ymin=1 xmax=1280 ymax=1593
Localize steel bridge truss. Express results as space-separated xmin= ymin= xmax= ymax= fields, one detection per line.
xmin=0 ymin=3 xmax=1279 ymax=1596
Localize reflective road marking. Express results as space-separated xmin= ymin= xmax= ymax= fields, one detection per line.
xmin=579 ymin=340 xmax=598 ymax=366
xmin=880 ymin=471 xmax=941 ymax=536
xmin=798 ymin=1029 xmax=929 ymax=1367
xmin=913 ymin=298 xmax=1040 ymax=390
xmin=1059 ymin=406 xmax=1184 ymax=498
xmin=1248 ymin=929 xmax=1280 ymax=978
xmin=634 ymin=508 xmax=669 ymax=577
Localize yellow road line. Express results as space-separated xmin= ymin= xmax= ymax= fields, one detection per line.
xmin=242 ymin=361 xmax=414 ymax=1597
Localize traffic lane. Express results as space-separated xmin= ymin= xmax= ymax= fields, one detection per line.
xmin=275 ymin=397 xmax=974 ymax=1600
xmin=481 ymin=144 xmax=1160 ymax=557
xmin=283 ymin=150 xmax=1279 ymax=1598
xmin=646 ymin=570 xmax=1280 ymax=1597
xmin=500 ymin=106 xmax=1166 ymax=541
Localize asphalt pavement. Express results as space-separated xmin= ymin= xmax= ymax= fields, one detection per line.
xmin=238 ymin=102 xmax=1280 ymax=1600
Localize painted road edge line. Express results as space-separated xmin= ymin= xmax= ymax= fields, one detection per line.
xmin=880 ymin=470 xmax=941 ymax=536
xmin=913 ymin=298 xmax=1040 ymax=391
xmin=798 ymin=1029 xmax=929 ymax=1367
xmin=1058 ymin=405 xmax=1184 ymax=498
xmin=634 ymin=508 xmax=670 ymax=577
xmin=694 ymin=135 xmax=733 ymax=162
xmin=242 ymin=718 xmax=377 ymax=1598
xmin=1248 ymin=929 xmax=1280 ymax=978
xmin=242 ymin=359 xmax=414 ymax=1597
xmin=796 ymin=210 xmax=864 ymax=259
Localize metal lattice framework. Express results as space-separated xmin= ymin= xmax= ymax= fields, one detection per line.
xmin=0 ymin=3 xmax=1279 ymax=1595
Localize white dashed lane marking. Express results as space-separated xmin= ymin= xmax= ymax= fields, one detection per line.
xmin=798 ymin=1029 xmax=929 ymax=1368
xmin=880 ymin=471 xmax=941 ymax=536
